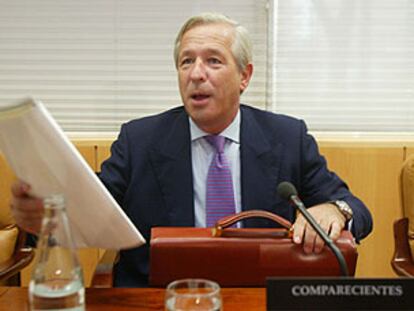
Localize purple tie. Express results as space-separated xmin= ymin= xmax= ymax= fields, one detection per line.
xmin=205 ymin=135 xmax=236 ymax=227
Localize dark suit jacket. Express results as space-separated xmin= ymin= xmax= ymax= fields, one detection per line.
xmin=99 ymin=104 xmax=372 ymax=287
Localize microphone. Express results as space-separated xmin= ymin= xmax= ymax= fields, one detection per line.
xmin=277 ymin=181 xmax=349 ymax=277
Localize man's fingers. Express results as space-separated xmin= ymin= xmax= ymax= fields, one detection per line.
xmin=293 ymin=215 xmax=306 ymax=244
xmin=11 ymin=204 xmax=44 ymax=220
xmin=329 ymin=221 xmax=342 ymax=241
xmin=312 ymin=220 xmax=330 ymax=253
xmin=302 ymin=224 xmax=318 ymax=254
xmin=11 ymin=180 xmax=31 ymax=197
xmin=306 ymin=220 xmax=342 ymax=254
xmin=11 ymin=196 xmax=44 ymax=213
xmin=10 ymin=182 xmax=44 ymax=234
xmin=9 ymin=205 xmax=43 ymax=234
xmin=294 ymin=203 xmax=347 ymax=254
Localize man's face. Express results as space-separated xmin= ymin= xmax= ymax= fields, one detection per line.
xmin=177 ymin=23 xmax=252 ymax=134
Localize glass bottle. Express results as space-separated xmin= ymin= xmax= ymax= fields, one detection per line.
xmin=28 ymin=194 xmax=85 ymax=311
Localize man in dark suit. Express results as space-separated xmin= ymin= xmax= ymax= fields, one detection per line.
xmin=11 ymin=13 xmax=372 ymax=287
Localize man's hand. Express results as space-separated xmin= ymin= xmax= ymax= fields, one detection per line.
xmin=10 ymin=180 xmax=44 ymax=234
xmin=292 ymin=203 xmax=346 ymax=254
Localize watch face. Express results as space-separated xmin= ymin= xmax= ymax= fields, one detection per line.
xmin=335 ymin=200 xmax=353 ymax=220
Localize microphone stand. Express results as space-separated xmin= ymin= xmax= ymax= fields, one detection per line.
xmin=290 ymin=195 xmax=349 ymax=277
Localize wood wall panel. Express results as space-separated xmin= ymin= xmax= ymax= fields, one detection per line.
xmin=319 ymin=143 xmax=404 ymax=277
xmin=95 ymin=141 xmax=113 ymax=172
xmin=72 ymin=141 xmax=97 ymax=171
xmin=405 ymin=147 xmax=414 ymax=160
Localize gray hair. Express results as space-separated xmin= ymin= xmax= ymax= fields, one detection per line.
xmin=174 ymin=12 xmax=253 ymax=71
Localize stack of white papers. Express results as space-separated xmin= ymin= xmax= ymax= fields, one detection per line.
xmin=0 ymin=98 xmax=145 ymax=249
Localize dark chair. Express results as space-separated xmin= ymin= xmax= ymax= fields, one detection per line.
xmin=0 ymin=224 xmax=34 ymax=285
xmin=0 ymin=154 xmax=34 ymax=285
xmin=391 ymin=154 xmax=414 ymax=277
xmin=391 ymin=218 xmax=414 ymax=276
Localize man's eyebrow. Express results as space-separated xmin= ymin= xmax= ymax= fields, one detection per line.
xmin=179 ymin=49 xmax=192 ymax=57
xmin=179 ymin=47 xmax=225 ymax=57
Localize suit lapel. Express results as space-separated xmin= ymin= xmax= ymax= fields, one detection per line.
xmin=148 ymin=106 xmax=285 ymax=228
xmin=149 ymin=110 xmax=195 ymax=226
xmin=240 ymin=107 xmax=284 ymax=226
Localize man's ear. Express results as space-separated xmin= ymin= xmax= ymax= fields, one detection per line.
xmin=240 ymin=63 xmax=253 ymax=93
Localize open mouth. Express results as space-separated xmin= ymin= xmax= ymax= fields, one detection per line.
xmin=191 ymin=94 xmax=210 ymax=101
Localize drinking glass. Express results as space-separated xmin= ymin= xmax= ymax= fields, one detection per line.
xmin=165 ymin=279 xmax=222 ymax=311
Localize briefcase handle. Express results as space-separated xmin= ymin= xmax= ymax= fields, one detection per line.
xmin=213 ymin=210 xmax=293 ymax=238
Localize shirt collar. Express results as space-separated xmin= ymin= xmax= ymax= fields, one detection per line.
xmin=189 ymin=109 xmax=240 ymax=144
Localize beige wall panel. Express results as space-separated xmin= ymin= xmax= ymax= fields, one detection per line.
xmin=406 ymin=147 xmax=414 ymax=160
xmin=96 ymin=142 xmax=113 ymax=172
xmin=77 ymin=248 xmax=100 ymax=287
xmin=72 ymin=141 xmax=97 ymax=172
xmin=319 ymin=144 xmax=404 ymax=277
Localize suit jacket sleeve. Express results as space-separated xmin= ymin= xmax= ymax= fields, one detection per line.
xmin=98 ymin=124 xmax=130 ymax=207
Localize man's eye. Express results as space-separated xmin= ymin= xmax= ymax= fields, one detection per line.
xmin=208 ymin=58 xmax=221 ymax=65
xmin=180 ymin=58 xmax=193 ymax=66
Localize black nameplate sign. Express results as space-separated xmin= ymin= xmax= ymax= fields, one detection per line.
xmin=267 ymin=277 xmax=414 ymax=310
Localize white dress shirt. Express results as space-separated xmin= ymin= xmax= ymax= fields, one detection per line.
xmin=190 ymin=110 xmax=241 ymax=228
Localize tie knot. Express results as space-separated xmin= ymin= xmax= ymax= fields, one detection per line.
xmin=205 ymin=135 xmax=225 ymax=153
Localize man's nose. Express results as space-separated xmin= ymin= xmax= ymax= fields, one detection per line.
xmin=189 ymin=59 xmax=207 ymax=81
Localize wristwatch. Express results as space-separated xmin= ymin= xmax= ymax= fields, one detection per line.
xmin=331 ymin=200 xmax=353 ymax=221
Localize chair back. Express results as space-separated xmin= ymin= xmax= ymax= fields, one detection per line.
xmin=0 ymin=153 xmax=16 ymax=229
xmin=400 ymin=154 xmax=414 ymax=253
xmin=0 ymin=153 xmax=18 ymax=264
xmin=0 ymin=153 xmax=40 ymax=285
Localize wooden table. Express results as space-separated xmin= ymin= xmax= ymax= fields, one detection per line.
xmin=0 ymin=286 xmax=266 ymax=310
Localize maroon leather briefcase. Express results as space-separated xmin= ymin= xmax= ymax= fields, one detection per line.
xmin=149 ymin=210 xmax=358 ymax=287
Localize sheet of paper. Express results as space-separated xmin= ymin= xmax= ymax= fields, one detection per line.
xmin=0 ymin=98 xmax=145 ymax=249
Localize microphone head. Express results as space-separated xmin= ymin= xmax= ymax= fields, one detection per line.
xmin=277 ymin=181 xmax=298 ymax=200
